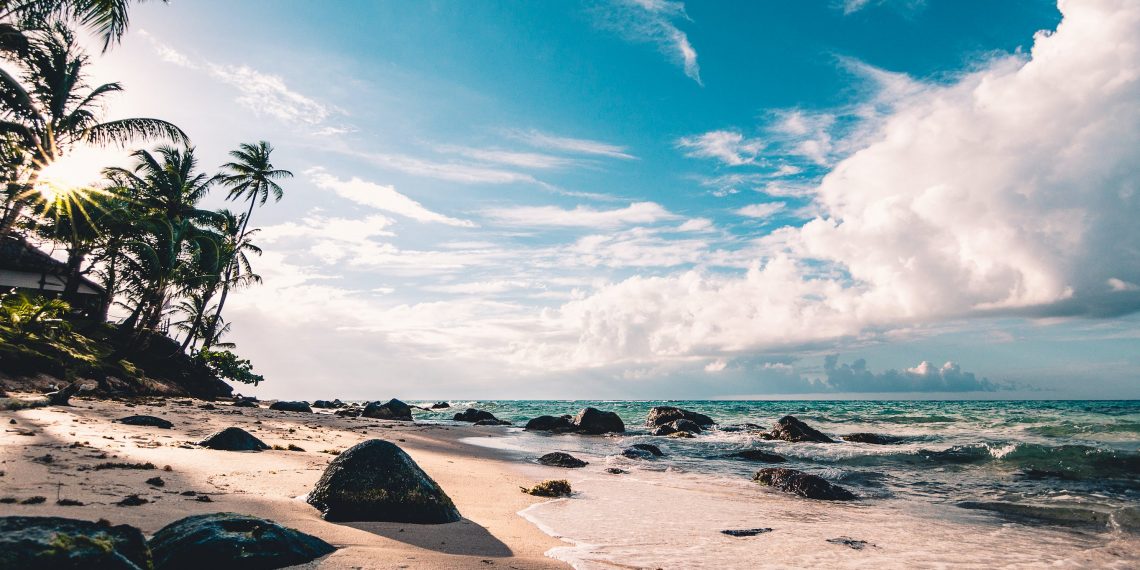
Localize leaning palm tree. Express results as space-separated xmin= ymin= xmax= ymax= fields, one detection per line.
xmin=186 ymin=209 xmax=260 ymax=351
xmin=206 ymin=141 xmax=289 ymax=335
xmin=0 ymin=24 xmax=186 ymax=235
xmin=0 ymin=0 xmax=166 ymax=52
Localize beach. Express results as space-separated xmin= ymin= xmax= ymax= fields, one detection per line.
xmin=0 ymin=395 xmax=566 ymax=569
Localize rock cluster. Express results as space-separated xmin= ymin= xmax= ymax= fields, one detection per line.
xmin=525 ymin=407 xmax=624 ymax=435
xmin=361 ymin=399 xmax=413 ymax=421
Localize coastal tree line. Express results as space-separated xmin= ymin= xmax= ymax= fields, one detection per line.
xmin=0 ymin=0 xmax=288 ymax=385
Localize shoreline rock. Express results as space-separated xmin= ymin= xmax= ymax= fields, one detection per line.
xmin=762 ymin=416 xmax=834 ymax=443
xmin=537 ymin=452 xmax=588 ymax=468
xmin=148 ymin=512 xmax=335 ymax=570
xmin=646 ymin=406 xmax=715 ymax=429
xmin=269 ymin=401 xmax=312 ymax=413
xmin=753 ymin=468 xmax=855 ymax=501
xmin=361 ymin=399 xmax=413 ymax=421
xmin=198 ymin=427 xmax=269 ymax=452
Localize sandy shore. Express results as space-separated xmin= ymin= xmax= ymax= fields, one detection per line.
xmin=0 ymin=395 xmax=569 ymax=569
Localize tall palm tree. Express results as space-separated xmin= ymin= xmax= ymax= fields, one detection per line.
xmin=183 ymin=209 xmax=260 ymax=351
xmin=207 ymin=141 xmax=289 ymax=338
xmin=0 ymin=23 xmax=186 ymax=235
xmin=0 ymin=0 xmax=166 ymax=52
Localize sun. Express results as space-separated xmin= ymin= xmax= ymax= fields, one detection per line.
xmin=34 ymin=153 xmax=100 ymax=201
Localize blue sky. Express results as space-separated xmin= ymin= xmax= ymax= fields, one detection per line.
xmin=58 ymin=0 xmax=1140 ymax=399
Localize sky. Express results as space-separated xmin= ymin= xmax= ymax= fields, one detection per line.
xmin=49 ymin=0 xmax=1140 ymax=399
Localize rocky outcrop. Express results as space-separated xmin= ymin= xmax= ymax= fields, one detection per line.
xmin=430 ymin=401 xmax=450 ymax=409
xmin=537 ymin=452 xmax=588 ymax=468
xmin=307 ymin=439 xmax=460 ymax=523
xmin=361 ymin=399 xmax=413 ymax=421
xmin=572 ymin=407 xmax=625 ymax=434
xmin=148 ymin=513 xmax=335 ymax=570
xmin=646 ymin=406 xmax=715 ymax=429
xmin=334 ymin=407 xmax=361 ymax=418
xmin=621 ymin=447 xmax=655 ymax=460
xmin=752 ymin=468 xmax=855 ymax=500
xmin=312 ymin=399 xmax=345 ymax=409
xmin=762 ymin=416 xmax=834 ymax=443
xmin=0 ymin=516 xmax=150 ymax=569
xmin=724 ymin=449 xmax=787 ymax=463
xmin=842 ymin=433 xmax=904 ymax=445
xmin=651 ymin=418 xmax=702 ymax=436
xmin=524 ymin=415 xmax=576 ymax=432
xmin=198 ymin=427 xmax=269 ymax=451
xmin=453 ymin=408 xmax=498 ymax=423
xmin=269 ymin=401 xmax=312 ymax=413
xmin=116 ymin=415 xmax=173 ymax=429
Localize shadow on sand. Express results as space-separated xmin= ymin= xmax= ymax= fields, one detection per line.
xmin=343 ymin=517 xmax=513 ymax=557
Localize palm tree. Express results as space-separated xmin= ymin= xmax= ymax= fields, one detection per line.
xmin=0 ymin=0 xmax=166 ymax=52
xmin=183 ymin=209 xmax=260 ymax=351
xmin=0 ymin=23 xmax=186 ymax=235
xmin=207 ymin=141 xmax=289 ymax=338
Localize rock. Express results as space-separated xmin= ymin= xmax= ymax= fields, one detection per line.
xmin=46 ymin=382 xmax=91 ymax=406
xmin=827 ymin=537 xmax=872 ymax=550
xmin=652 ymin=418 xmax=702 ymax=436
xmin=198 ymin=404 xmax=217 ymax=411
xmin=763 ymin=416 xmax=834 ymax=443
xmin=148 ymin=512 xmax=335 ymax=570
xmin=537 ymin=452 xmax=588 ymax=468
xmin=724 ymin=450 xmax=787 ymax=463
xmin=605 ymin=467 xmax=627 ymax=474
xmin=231 ymin=399 xmax=258 ymax=408
xmin=0 ymin=516 xmax=150 ymax=569
xmin=146 ymin=477 xmax=165 ymax=487
xmin=198 ymin=427 xmax=270 ymax=451
xmin=721 ymin=528 xmax=773 ymax=537
xmin=117 ymin=495 xmax=148 ymax=507
xmin=668 ymin=431 xmax=695 ymax=438
xmin=842 ymin=433 xmax=904 ymax=445
xmin=116 ymin=415 xmax=174 ymax=429
xmin=430 ymin=402 xmax=450 ymax=409
xmin=361 ymin=399 xmax=413 ymax=421
xmin=312 ymin=400 xmax=345 ymax=409
xmin=334 ymin=408 xmax=361 ymax=418
xmin=474 ymin=419 xmax=511 ymax=426
xmin=307 ymin=439 xmax=460 ymax=523
xmin=631 ymin=443 xmax=663 ymax=456
xmin=269 ymin=401 xmax=312 ymax=413
xmin=524 ymin=415 xmax=576 ymax=432
xmin=753 ymin=468 xmax=855 ymax=501
xmin=621 ymin=448 xmax=654 ymax=460
xmin=453 ymin=408 xmax=497 ymax=422
xmin=520 ymin=480 xmax=572 ymax=497
xmin=646 ymin=406 xmax=715 ymax=429
xmin=572 ymin=407 xmax=625 ymax=435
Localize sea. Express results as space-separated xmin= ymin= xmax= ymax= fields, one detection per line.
xmin=410 ymin=400 xmax=1140 ymax=569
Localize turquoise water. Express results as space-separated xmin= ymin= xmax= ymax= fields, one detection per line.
xmin=410 ymin=400 xmax=1140 ymax=568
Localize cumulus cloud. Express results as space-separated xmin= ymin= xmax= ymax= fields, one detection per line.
xmin=307 ymin=169 xmax=476 ymax=227
xmin=593 ymin=0 xmax=703 ymax=85
xmin=823 ymin=356 xmax=996 ymax=392
xmin=483 ymin=202 xmax=678 ymax=228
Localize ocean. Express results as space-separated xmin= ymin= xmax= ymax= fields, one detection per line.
xmin=411 ymin=400 xmax=1140 ymax=569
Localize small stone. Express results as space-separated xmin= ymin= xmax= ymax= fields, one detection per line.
xmin=146 ymin=476 xmax=165 ymax=487
xmin=721 ymin=528 xmax=773 ymax=537
xmin=537 ymin=452 xmax=588 ymax=468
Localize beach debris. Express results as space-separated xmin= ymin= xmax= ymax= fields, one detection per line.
xmin=312 ymin=399 xmax=345 ymax=409
xmin=652 ymin=418 xmax=702 ymax=436
xmin=723 ymin=449 xmax=787 ymax=463
xmin=115 ymin=415 xmax=174 ymax=429
xmin=117 ymin=494 xmax=149 ymax=507
xmin=45 ymin=381 xmax=92 ymax=406
xmin=521 ymin=480 xmax=572 ymax=497
xmin=198 ymin=427 xmax=269 ymax=451
xmin=146 ymin=477 xmax=165 ymax=487
xmin=0 ymin=516 xmax=150 ymax=569
xmin=573 ymin=407 xmax=625 ymax=434
xmin=307 ymin=439 xmax=461 ymax=523
xmin=753 ymin=468 xmax=856 ymax=501
xmin=646 ymin=406 xmax=716 ymax=430
xmin=537 ymin=452 xmax=588 ymax=468
xmin=827 ymin=536 xmax=872 ymax=550
xmin=361 ymin=398 xmax=414 ymax=421
xmin=269 ymin=401 xmax=313 ymax=413
xmin=148 ymin=512 xmax=335 ymax=570
xmin=605 ymin=468 xmax=627 ymax=474
xmin=722 ymin=528 xmax=773 ymax=537
xmin=453 ymin=408 xmax=499 ymax=423
xmin=761 ymin=416 xmax=835 ymax=443
xmin=842 ymin=433 xmax=905 ymax=445
xmin=94 ymin=462 xmax=156 ymax=470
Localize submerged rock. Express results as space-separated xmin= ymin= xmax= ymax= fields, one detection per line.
xmin=621 ymin=448 xmax=655 ymax=460
xmin=0 ymin=516 xmax=150 ymax=570
xmin=631 ymin=443 xmax=663 ymax=456
xmin=307 ymin=439 xmax=460 ymax=523
xmin=646 ymin=406 xmax=715 ymax=429
xmin=537 ymin=452 xmax=588 ymax=468
xmin=721 ymin=528 xmax=773 ymax=537
xmin=763 ymin=416 xmax=834 ymax=443
xmin=148 ymin=512 xmax=335 ymax=570
xmin=453 ymin=408 xmax=497 ymax=423
xmin=361 ymin=399 xmax=413 ymax=421
xmin=524 ymin=415 xmax=576 ymax=432
xmin=116 ymin=415 xmax=173 ymax=429
xmin=753 ymin=468 xmax=855 ymax=500
xmin=430 ymin=401 xmax=450 ymax=409
xmin=269 ymin=401 xmax=312 ymax=413
xmin=725 ymin=449 xmax=787 ymax=463
xmin=652 ymin=418 xmax=702 ymax=436
xmin=572 ymin=407 xmax=625 ymax=435
xmin=520 ymin=480 xmax=572 ymax=497
xmin=198 ymin=427 xmax=269 ymax=451
xmin=842 ymin=433 xmax=905 ymax=445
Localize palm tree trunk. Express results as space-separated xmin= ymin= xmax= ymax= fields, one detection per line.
xmin=203 ymin=196 xmax=256 ymax=350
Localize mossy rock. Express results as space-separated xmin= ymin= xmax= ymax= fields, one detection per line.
xmin=0 ymin=516 xmax=151 ymax=569
xmin=521 ymin=480 xmax=572 ymax=497
xmin=306 ymin=439 xmax=460 ymax=523
xmin=148 ymin=512 xmax=335 ymax=570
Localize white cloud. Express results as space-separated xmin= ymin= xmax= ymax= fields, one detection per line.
xmin=307 ymin=168 xmax=476 ymax=227
xmin=437 ymin=146 xmax=577 ymax=169
xmin=736 ymin=202 xmax=786 ymax=219
xmin=483 ymin=202 xmax=678 ymax=228
xmin=346 ymin=150 xmax=541 ymax=185
xmin=678 ymin=130 xmax=764 ymax=166
xmin=259 ymin=212 xmax=396 ymax=244
xmin=594 ymin=0 xmax=703 ymax=85
xmin=509 ymin=130 xmax=636 ymax=160
xmin=676 ymin=217 xmax=715 ymax=232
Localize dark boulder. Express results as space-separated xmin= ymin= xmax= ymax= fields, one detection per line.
xmin=430 ymin=402 xmax=450 ymax=409
xmin=148 ymin=512 xmax=335 ymax=570
xmin=724 ymin=449 xmax=787 ymax=463
xmin=198 ymin=427 xmax=270 ymax=451
xmin=537 ymin=452 xmax=588 ymax=468
xmin=753 ymin=468 xmax=855 ymax=501
xmin=763 ymin=416 xmax=834 ymax=443
xmin=572 ymin=407 xmax=625 ymax=435
xmin=0 ymin=516 xmax=150 ymax=570
xmin=334 ymin=408 xmax=361 ymax=418
xmin=474 ymin=419 xmax=511 ymax=426
xmin=361 ymin=399 xmax=413 ymax=421
xmin=646 ymin=406 xmax=715 ymax=429
xmin=269 ymin=401 xmax=312 ymax=413
xmin=524 ymin=415 xmax=576 ymax=432
xmin=842 ymin=433 xmax=905 ymax=445
xmin=306 ymin=439 xmax=460 ymax=523
xmin=621 ymin=448 xmax=654 ymax=460
xmin=652 ymin=418 xmax=702 ymax=436
xmin=116 ymin=415 xmax=173 ymax=429
xmin=453 ymin=408 xmax=497 ymax=422
xmin=232 ymin=399 xmax=258 ymax=408
xmin=630 ymin=443 xmax=663 ymax=456
xmin=312 ymin=400 xmax=344 ymax=409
